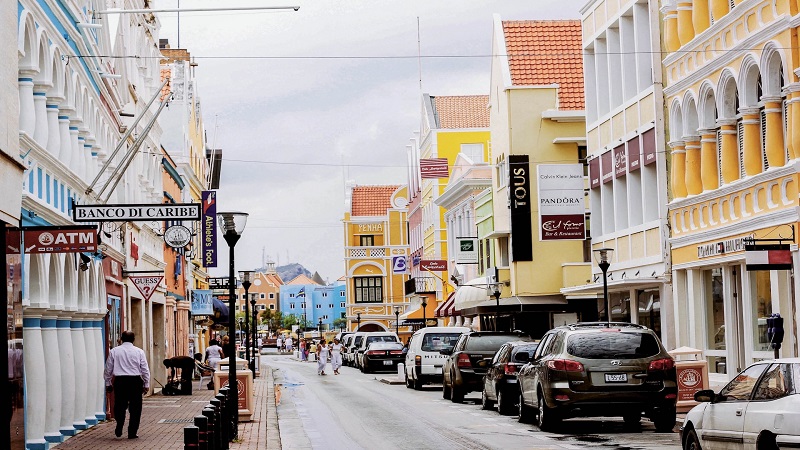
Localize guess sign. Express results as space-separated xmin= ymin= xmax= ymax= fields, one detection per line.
xmin=130 ymin=276 xmax=163 ymax=301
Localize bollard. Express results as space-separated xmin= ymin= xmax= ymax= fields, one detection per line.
xmin=208 ymin=401 xmax=223 ymax=450
xmin=184 ymin=425 xmax=200 ymax=450
xmin=202 ymin=407 xmax=218 ymax=450
xmin=215 ymin=392 xmax=229 ymax=446
xmin=397 ymin=362 xmax=405 ymax=381
xmin=210 ymin=398 xmax=228 ymax=449
xmin=194 ymin=415 xmax=208 ymax=450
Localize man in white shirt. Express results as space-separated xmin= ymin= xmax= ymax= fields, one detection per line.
xmin=104 ymin=330 xmax=150 ymax=439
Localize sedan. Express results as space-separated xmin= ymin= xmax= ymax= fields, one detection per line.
xmin=362 ymin=342 xmax=405 ymax=373
xmin=481 ymin=341 xmax=539 ymax=415
xmin=681 ymin=358 xmax=800 ymax=450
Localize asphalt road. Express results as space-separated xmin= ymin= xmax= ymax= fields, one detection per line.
xmin=267 ymin=355 xmax=682 ymax=450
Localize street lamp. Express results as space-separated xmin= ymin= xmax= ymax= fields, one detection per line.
xmin=394 ymin=306 xmax=400 ymax=336
xmin=421 ymin=297 xmax=428 ymax=329
xmin=318 ymin=317 xmax=323 ymax=335
xmin=218 ymin=211 xmax=248 ymax=441
xmin=250 ymin=294 xmax=257 ymax=378
xmin=492 ymin=288 xmax=501 ymax=331
xmin=593 ymin=247 xmax=614 ymax=325
xmin=239 ymin=270 xmax=254 ymax=379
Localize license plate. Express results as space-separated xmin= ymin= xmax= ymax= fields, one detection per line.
xmin=604 ymin=373 xmax=627 ymax=383
xmin=383 ymin=360 xmax=393 ymax=365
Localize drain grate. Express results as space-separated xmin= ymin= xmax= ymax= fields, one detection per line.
xmin=158 ymin=418 xmax=196 ymax=424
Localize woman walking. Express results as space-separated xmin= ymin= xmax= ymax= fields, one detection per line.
xmin=299 ymin=339 xmax=307 ymax=362
xmin=330 ymin=339 xmax=343 ymax=375
xmin=316 ymin=340 xmax=330 ymax=375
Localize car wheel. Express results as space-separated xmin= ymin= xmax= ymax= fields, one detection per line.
xmin=497 ymin=387 xmax=514 ymax=415
xmin=756 ymin=431 xmax=778 ymax=450
xmin=412 ymin=374 xmax=423 ymax=391
xmin=652 ymin=406 xmax=676 ymax=433
xmin=442 ymin=380 xmax=452 ymax=400
xmin=683 ymin=428 xmax=701 ymax=450
xmin=480 ymin=388 xmax=494 ymax=410
xmin=363 ymin=362 xmax=371 ymax=374
xmin=623 ymin=412 xmax=641 ymax=428
xmin=451 ymin=386 xmax=464 ymax=403
xmin=518 ymin=389 xmax=534 ymax=424
xmin=405 ymin=372 xmax=413 ymax=389
xmin=537 ymin=389 xmax=560 ymax=431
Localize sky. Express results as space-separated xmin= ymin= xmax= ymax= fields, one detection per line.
xmin=155 ymin=0 xmax=587 ymax=282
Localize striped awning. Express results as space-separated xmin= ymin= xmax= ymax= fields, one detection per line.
xmin=434 ymin=293 xmax=455 ymax=318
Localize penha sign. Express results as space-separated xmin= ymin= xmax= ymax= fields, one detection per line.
xmin=73 ymin=203 xmax=201 ymax=222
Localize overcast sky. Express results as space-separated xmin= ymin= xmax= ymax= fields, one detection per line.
xmin=155 ymin=0 xmax=586 ymax=282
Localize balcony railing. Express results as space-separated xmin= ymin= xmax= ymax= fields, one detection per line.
xmin=348 ymin=247 xmax=387 ymax=258
xmin=404 ymin=276 xmax=437 ymax=296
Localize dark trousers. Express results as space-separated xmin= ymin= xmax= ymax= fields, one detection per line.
xmin=113 ymin=376 xmax=144 ymax=437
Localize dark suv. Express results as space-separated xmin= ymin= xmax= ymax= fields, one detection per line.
xmin=482 ymin=341 xmax=539 ymax=415
xmin=442 ymin=331 xmax=531 ymax=403
xmin=517 ymin=322 xmax=677 ymax=432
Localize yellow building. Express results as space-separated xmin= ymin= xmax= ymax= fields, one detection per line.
xmin=343 ymin=186 xmax=411 ymax=337
xmin=467 ymin=16 xmax=591 ymax=337
xmin=662 ymin=0 xmax=799 ymax=382
xmin=562 ymin=0 xmax=673 ymax=346
xmin=407 ymin=94 xmax=491 ymax=324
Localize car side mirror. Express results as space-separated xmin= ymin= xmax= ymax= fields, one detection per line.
xmin=694 ymin=389 xmax=716 ymax=403
xmin=515 ymin=352 xmax=530 ymax=363
xmin=440 ymin=349 xmax=452 ymax=356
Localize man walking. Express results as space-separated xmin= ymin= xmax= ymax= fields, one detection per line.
xmin=104 ymin=330 xmax=150 ymax=439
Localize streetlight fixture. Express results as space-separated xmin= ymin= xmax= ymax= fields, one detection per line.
xmin=421 ymin=297 xmax=428 ymax=329
xmin=593 ymin=247 xmax=614 ymax=325
xmin=394 ymin=306 xmax=400 ymax=336
xmin=218 ymin=211 xmax=248 ymax=441
xmin=239 ymin=270 xmax=254 ymax=379
xmin=492 ymin=288 xmax=502 ymax=331
xmin=250 ymin=294 xmax=257 ymax=378
xmin=318 ymin=317 xmax=323 ymax=335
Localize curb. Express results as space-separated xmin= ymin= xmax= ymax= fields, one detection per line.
xmin=265 ymin=367 xmax=281 ymax=448
xmin=379 ymin=377 xmax=404 ymax=385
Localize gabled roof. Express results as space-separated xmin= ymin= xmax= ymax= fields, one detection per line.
xmin=287 ymin=274 xmax=319 ymax=285
xmin=502 ymin=20 xmax=584 ymax=111
xmin=350 ymin=185 xmax=400 ymax=216
xmin=431 ymin=95 xmax=490 ymax=129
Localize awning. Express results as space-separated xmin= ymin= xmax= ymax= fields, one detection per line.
xmin=446 ymin=298 xmax=459 ymax=317
xmin=559 ymin=276 xmax=665 ymax=298
xmin=459 ymin=295 xmax=568 ymax=316
xmin=453 ymin=277 xmax=492 ymax=312
xmin=435 ymin=293 xmax=455 ymax=318
xmin=399 ymin=301 xmax=439 ymax=321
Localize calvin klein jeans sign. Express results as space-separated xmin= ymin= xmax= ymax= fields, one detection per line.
xmin=73 ymin=203 xmax=201 ymax=222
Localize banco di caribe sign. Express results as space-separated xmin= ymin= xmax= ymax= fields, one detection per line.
xmin=72 ymin=203 xmax=201 ymax=222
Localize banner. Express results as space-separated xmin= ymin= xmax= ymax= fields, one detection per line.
xmin=537 ymin=164 xmax=586 ymax=241
xmin=130 ymin=275 xmax=163 ymax=301
xmin=643 ymin=128 xmax=657 ymax=165
xmin=627 ymin=135 xmax=641 ymax=172
xmin=454 ymin=237 xmax=479 ymax=264
xmin=191 ymin=289 xmax=214 ymax=315
xmin=202 ymin=191 xmax=217 ymax=267
xmin=509 ymin=155 xmax=532 ymax=261
xmin=392 ymin=256 xmax=409 ymax=274
xmin=420 ymin=158 xmax=449 ymax=179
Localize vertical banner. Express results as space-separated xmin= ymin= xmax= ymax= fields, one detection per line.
xmin=508 ymin=155 xmax=533 ymax=261
xmin=627 ymin=135 xmax=641 ymax=172
xmin=202 ymin=191 xmax=217 ymax=268
xmin=613 ymin=144 xmax=626 ymax=178
xmin=537 ymin=164 xmax=586 ymax=240
xmin=589 ymin=157 xmax=600 ymax=189
xmin=643 ymin=128 xmax=657 ymax=165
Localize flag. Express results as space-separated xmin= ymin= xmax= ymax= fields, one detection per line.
xmin=297 ymin=287 xmax=305 ymax=298
xmin=420 ymin=158 xmax=449 ymax=178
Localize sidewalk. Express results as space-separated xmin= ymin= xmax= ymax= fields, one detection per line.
xmin=52 ymin=365 xmax=280 ymax=450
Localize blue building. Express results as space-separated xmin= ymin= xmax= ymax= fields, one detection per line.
xmin=280 ymin=281 xmax=346 ymax=332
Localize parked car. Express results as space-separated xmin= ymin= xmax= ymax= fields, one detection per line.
xmin=442 ymin=331 xmax=532 ymax=403
xmin=344 ymin=332 xmax=366 ymax=367
xmin=680 ymin=358 xmax=800 ymax=450
xmin=335 ymin=331 xmax=354 ymax=343
xmin=340 ymin=334 xmax=355 ymax=365
xmin=404 ymin=326 xmax=470 ymax=390
xmin=481 ymin=340 xmax=540 ymax=415
xmin=517 ymin=322 xmax=677 ymax=432
xmin=356 ymin=332 xmax=400 ymax=369
xmin=361 ymin=342 xmax=405 ymax=373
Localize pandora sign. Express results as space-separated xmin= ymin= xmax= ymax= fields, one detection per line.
xmin=537 ymin=164 xmax=586 ymax=241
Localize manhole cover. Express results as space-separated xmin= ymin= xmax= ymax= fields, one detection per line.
xmin=158 ymin=418 xmax=196 ymax=424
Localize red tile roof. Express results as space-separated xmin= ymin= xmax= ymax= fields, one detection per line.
xmin=432 ymin=95 xmax=490 ymax=129
xmin=351 ymin=185 xmax=400 ymax=216
xmin=502 ymin=20 xmax=584 ymax=111
xmin=159 ymin=68 xmax=171 ymax=101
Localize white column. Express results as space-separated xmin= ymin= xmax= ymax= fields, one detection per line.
xmin=18 ymin=75 xmax=36 ymax=136
xmin=22 ymin=314 xmax=48 ymax=449
xmin=45 ymin=100 xmax=61 ymax=158
xmin=42 ymin=315 xmax=63 ymax=444
xmin=57 ymin=317 xmax=77 ymax=437
xmin=58 ymin=113 xmax=73 ymax=168
xmin=32 ymin=90 xmax=49 ymax=147
xmin=78 ymin=133 xmax=88 ymax=181
xmin=69 ymin=120 xmax=82 ymax=178
xmin=93 ymin=319 xmax=106 ymax=421
xmin=83 ymin=319 xmax=99 ymax=426
xmin=71 ymin=318 xmax=89 ymax=430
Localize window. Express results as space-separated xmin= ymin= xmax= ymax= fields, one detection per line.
xmin=316 ymin=304 xmax=321 ymax=309
xmin=719 ymin=364 xmax=769 ymax=402
xmin=289 ymin=293 xmax=295 ymax=298
xmin=300 ymin=302 xmax=306 ymax=309
xmin=260 ymin=293 xmax=265 ymax=299
xmin=360 ymin=235 xmax=374 ymax=246
xmin=269 ymin=304 xmax=274 ymax=310
xmin=340 ymin=302 xmax=345 ymax=308
xmin=328 ymin=304 xmax=333 ymax=308
xmin=566 ymin=332 xmax=660 ymax=359
xmin=322 ymin=292 xmax=328 ymax=297
xmin=340 ymin=312 xmax=346 ymax=319
xmin=753 ymin=364 xmax=794 ymax=401
xmin=289 ymin=303 xmax=295 ymax=309
xmin=420 ymin=333 xmax=462 ymax=352
xmin=269 ymin=293 xmax=275 ymax=299
xmin=753 ymin=271 xmax=771 ymax=352
xmin=354 ymin=276 xmax=383 ymax=303
xmin=339 ymin=292 xmax=345 ymax=297
xmin=704 ymin=268 xmax=726 ymax=373
xmin=460 ymin=143 xmax=485 ymax=162
xmin=258 ymin=305 xmax=265 ymax=310
xmin=496 ymin=157 xmax=509 ymax=188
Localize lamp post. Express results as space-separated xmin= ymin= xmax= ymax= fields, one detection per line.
xmin=492 ymin=288 xmax=501 ymax=331
xmin=250 ymin=295 xmax=257 ymax=378
xmin=239 ymin=270 xmax=254 ymax=379
xmin=318 ymin=317 xmax=323 ymax=335
xmin=593 ymin=247 xmax=614 ymax=325
xmin=218 ymin=211 xmax=248 ymax=441
xmin=421 ymin=297 xmax=428 ymax=329
xmin=356 ymin=312 xmax=361 ymax=331
xmin=394 ymin=306 xmax=400 ymax=336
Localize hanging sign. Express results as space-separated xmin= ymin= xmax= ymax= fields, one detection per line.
xmin=745 ymin=244 xmax=792 ymax=271
xmin=209 ymin=277 xmax=232 ymax=290
xmin=202 ymin=191 xmax=218 ymax=267
xmin=130 ymin=275 xmax=163 ymax=301
xmin=392 ymin=256 xmax=409 ymax=274
xmin=164 ymin=225 xmax=191 ymax=249
xmin=455 ymin=237 xmax=479 ymax=264
xmin=420 ymin=260 xmax=447 ymax=271
xmin=537 ymin=164 xmax=586 ymax=241
xmin=420 ymin=158 xmax=450 ymax=178
xmin=72 ymin=203 xmax=201 ymax=222
xmin=6 ymin=227 xmax=98 ymax=254
xmin=191 ymin=289 xmax=214 ymax=315
xmin=509 ymin=155 xmax=533 ymax=261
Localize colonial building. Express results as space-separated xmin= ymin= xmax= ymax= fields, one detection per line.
xmin=235 ymin=263 xmax=283 ymax=317
xmin=343 ymin=186 xmax=411 ymax=336
xmin=280 ymin=277 xmax=346 ymax=332
xmin=563 ymin=0 xmax=673 ymax=344
xmin=662 ymin=0 xmax=800 ymax=382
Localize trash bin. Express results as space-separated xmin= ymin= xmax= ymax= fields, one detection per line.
xmin=668 ymin=346 xmax=709 ymax=413
xmin=213 ymin=357 xmax=254 ymax=422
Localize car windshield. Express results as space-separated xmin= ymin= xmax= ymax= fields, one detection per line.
xmin=566 ymin=332 xmax=661 ymax=359
xmin=368 ymin=342 xmax=403 ymax=350
xmin=366 ymin=335 xmax=397 ymax=345
xmin=465 ymin=334 xmax=528 ymax=351
xmin=421 ymin=333 xmax=462 ymax=352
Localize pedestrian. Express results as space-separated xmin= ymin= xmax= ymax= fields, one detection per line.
xmin=276 ymin=335 xmax=283 ymax=353
xmin=304 ymin=340 xmax=311 ymax=361
xmin=221 ymin=335 xmax=234 ymax=362
xmin=205 ymin=339 xmax=224 ymax=369
xmin=103 ymin=330 xmax=150 ymax=439
xmin=330 ymin=338 xmax=343 ymax=375
xmin=316 ymin=340 xmax=330 ymax=375
xmin=285 ymin=336 xmax=293 ymax=353
xmin=309 ymin=340 xmax=317 ymax=362
xmin=299 ymin=339 xmax=307 ymax=361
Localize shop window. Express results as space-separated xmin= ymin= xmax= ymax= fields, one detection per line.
xmin=704 ymin=268 xmax=727 ymax=374
xmin=637 ymin=290 xmax=661 ymax=338
xmin=609 ymin=292 xmax=631 ymax=323
xmin=753 ymin=271 xmax=772 ymax=352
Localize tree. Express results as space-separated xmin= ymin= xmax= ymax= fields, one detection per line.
xmin=332 ymin=317 xmax=347 ymax=331
xmin=260 ymin=309 xmax=283 ymax=333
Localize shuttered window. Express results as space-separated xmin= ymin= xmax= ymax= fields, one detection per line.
xmin=717 ymin=129 xmax=723 ymax=187
xmin=738 ymin=119 xmax=745 ymax=178
xmin=761 ymin=107 xmax=768 ymax=171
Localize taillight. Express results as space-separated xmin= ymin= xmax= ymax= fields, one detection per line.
xmin=456 ymin=353 xmax=472 ymax=368
xmin=665 ymin=393 xmax=677 ymax=399
xmin=389 ymin=350 xmax=403 ymax=355
xmin=415 ymin=355 xmax=421 ymax=366
xmin=546 ymin=359 xmax=584 ymax=372
xmin=648 ymin=358 xmax=675 ymax=371
xmin=366 ymin=350 xmax=382 ymax=356
xmin=504 ymin=363 xmax=517 ymax=375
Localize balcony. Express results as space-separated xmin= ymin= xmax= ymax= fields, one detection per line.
xmin=404 ymin=276 xmax=437 ymax=296
xmin=348 ymin=247 xmax=387 ymax=258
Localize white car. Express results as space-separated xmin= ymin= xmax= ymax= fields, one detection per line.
xmin=681 ymin=358 xmax=800 ymax=450
xmin=404 ymin=326 xmax=469 ymax=390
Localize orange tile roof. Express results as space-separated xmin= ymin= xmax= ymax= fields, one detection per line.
xmin=432 ymin=95 xmax=490 ymax=129
xmin=351 ymin=185 xmax=400 ymax=216
xmin=159 ymin=68 xmax=171 ymax=101
xmin=502 ymin=20 xmax=584 ymax=111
